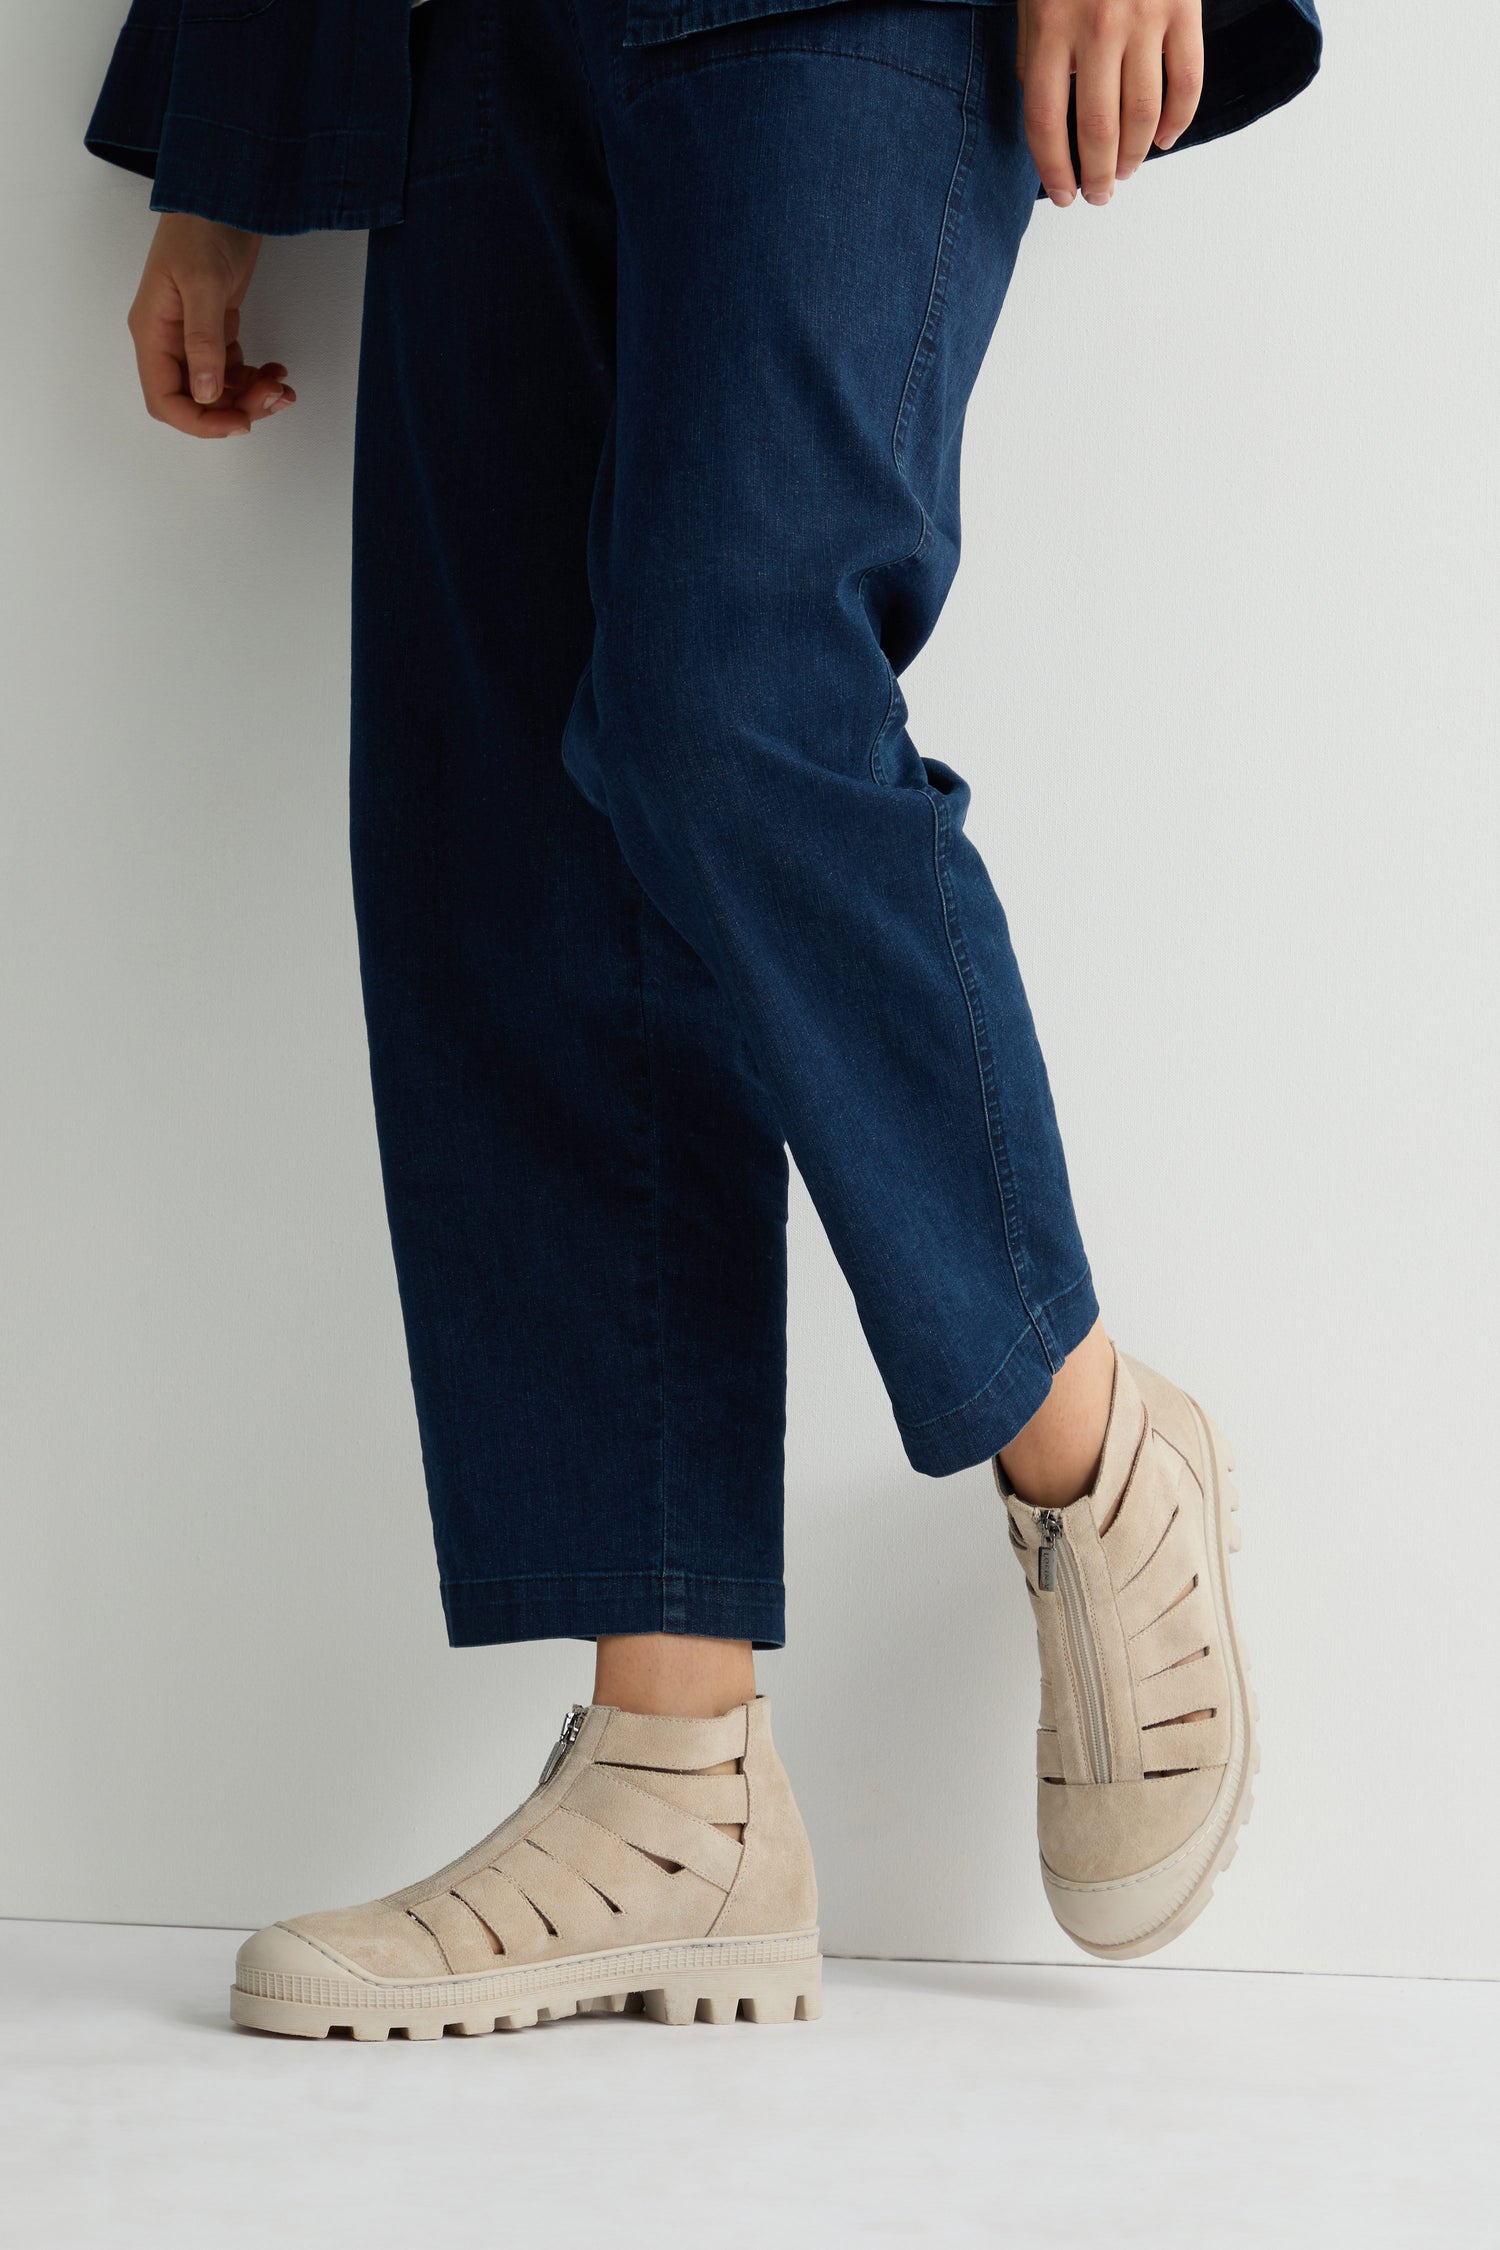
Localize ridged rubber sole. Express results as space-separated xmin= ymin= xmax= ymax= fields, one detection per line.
xmin=1049 ymin=1401 xmax=1260 ymax=1963
xmin=231 ymin=1931 xmax=823 ymax=2039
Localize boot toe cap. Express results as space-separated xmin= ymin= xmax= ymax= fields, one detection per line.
xmin=236 ymin=1903 xmax=449 ymax=1989
xmin=234 ymin=1922 xmax=348 ymax=1989
xmin=1038 ymin=1767 xmax=1237 ymax=1957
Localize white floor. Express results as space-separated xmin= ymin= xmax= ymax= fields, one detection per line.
xmin=1 ymin=1921 xmax=1491 ymax=2249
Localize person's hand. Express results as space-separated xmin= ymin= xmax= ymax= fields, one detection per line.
xmin=1017 ymin=0 xmax=1205 ymax=209
xmin=127 ymin=214 xmax=295 ymax=438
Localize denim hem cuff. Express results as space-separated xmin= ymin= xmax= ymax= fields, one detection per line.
xmin=440 ymin=1569 xmax=787 ymax=1650
xmin=895 ymin=1266 xmax=1101 ymax=1477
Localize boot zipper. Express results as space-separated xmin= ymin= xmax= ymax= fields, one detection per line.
xmin=537 ymin=1705 xmax=585 ymax=1787
xmin=1035 ymin=1510 xmax=1111 ymax=1784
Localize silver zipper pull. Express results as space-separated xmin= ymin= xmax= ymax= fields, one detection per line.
xmin=537 ymin=1704 xmax=585 ymax=1787
xmin=1034 ymin=1509 xmax=1062 ymax=1592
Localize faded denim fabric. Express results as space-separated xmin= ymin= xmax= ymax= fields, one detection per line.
xmin=85 ymin=0 xmax=1322 ymax=238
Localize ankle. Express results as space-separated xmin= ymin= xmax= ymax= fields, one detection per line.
xmin=592 ymin=1632 xmax=756 ymax=1720
xmin=998 ymin=1320 xmax=1115 ymax=1510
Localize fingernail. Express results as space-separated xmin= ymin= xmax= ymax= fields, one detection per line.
xmin=266 ymin=397 xmax=292 ymax=414
xmin=193 ymin=373 xmax=219 ymax=403
xmin=1055 ymin=189 xmax=1076 ymax=207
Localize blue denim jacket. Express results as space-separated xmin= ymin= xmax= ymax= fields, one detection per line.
xmin=85 ymin=0 xmax=1321 ymax=237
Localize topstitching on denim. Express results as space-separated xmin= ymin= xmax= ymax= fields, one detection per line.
xmin=857 ymin=15 xmax=972 ymax=790
xmin=406 ymin=0 xmax=499 ymax=184
xmin=614 ymin=40 xmax=973 ymax=108
xmin=879 ymin=13 xmax=1060 ymax=1395
xmin=924 ymin=779 xmax=1056 ymax=1376
xmin=629 ymin=892 xmax=674 ymax=1626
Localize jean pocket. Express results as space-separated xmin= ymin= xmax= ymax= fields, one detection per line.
xmin=623 ymin=0 xmax=1002 ymax=45
xmin=407 ymin=0 xmax=499 ymax=185
xmin=615 ymin=0 xmax=998 ymax=107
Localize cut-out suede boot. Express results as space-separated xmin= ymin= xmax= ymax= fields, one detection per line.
xmin=232 ymin=1697 xmax=820 ymax=2037
xmin=996 ymin=1350 xmax=1258 ymax=1960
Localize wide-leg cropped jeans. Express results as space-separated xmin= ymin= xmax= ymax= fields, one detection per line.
xmin=351 ymin=0 xmax=1098 ymax=1649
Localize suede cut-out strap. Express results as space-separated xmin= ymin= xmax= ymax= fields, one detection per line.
xmin=1095 ymin=1416 xmax=1151 ymax=1541
xmin=407 ymin=1891 xmax=499 ymax=1975
xmin=1134 ymin=1663 xmax=1213 ymax=1731
xmin=1135 ymin=1712 xmax=1227 ymax=1771
xmin=596 ymin=1705 xmax=749 ymax=1771
xmin=1131 ymin=1581 xmax=1215 ymax=1674
xmin=495 ymin=1838 xmax=621 ymax=1952
xmin=531 ymin=1806 xmax=694 ymax=1919
xmin=621 ymin=1768 xmax=750 ymax=1825
xmin=1101 ymin=1446 xmax=1180 ymax=1585
xmin=567 ymin=1763 xmax=744 ymax=1889
xmin=452 ymin=1865 xmax=551 ymax=1958
xmin=1119 ymin=1537 xmax=1196 ymax=1639
xmin=1119 ymin=1521 xmax=1187 ymax=1629
xmin=1150 ymin=1643 xmax=1210 ymax=1676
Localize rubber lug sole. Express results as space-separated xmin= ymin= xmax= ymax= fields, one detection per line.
xmin=231 ymin=1940 xmax=822 ymax=2041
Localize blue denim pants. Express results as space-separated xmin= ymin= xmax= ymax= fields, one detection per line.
xmin=352 ymin=0 xmax=1098 ymax=1649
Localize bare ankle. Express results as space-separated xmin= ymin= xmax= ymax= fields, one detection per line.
xmin=998 ymin=1318 xmax=1115 ymax=1510
xmin=592 ymin=1632 xmax=756 ymax=1720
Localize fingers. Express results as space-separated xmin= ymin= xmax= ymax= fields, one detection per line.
xmin=1023 ymin=26 xmax=1079 ymax=208
xmin=1025 ymin=1 xmax=1202 ymax=208
xmin=1116 ymin=31 xmax=1164 ymax=179
xmin=1074 ymin=22 xmax=1125 ymax=205
xmin=178 ymin=267 xmax=231 ymax=406
xmin=1157 ymin=8 xmax=1205 ymax=149
xmin=131 ymin=326 xmax=252 ymax=438
xmin=226 ymin=362 xmax=298 ymax=420
xmin=131 ymin=339 xmax=295 ymax=439
xmin=129 ymin=299 xmax=295 ymax=439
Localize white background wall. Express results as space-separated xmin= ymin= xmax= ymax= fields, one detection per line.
xmin=3 ymin=2 xmax=1495 ymax=1978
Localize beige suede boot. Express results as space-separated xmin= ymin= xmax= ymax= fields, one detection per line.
xmin=996 ymin=1350 xmax=1258 ymax=1960
xmin=231 ymin=1697 xmax=820 ymax=2037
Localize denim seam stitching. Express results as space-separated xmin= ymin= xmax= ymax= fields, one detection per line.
xmin=161 ymin=114 xmax=382 ymax=144
xmin=858 ymin=35 xmax=980 ymax=785
xmin=897 ymin=1264 xmax=1094 ymax=1434
xmin=181 ymin=0 xmax=281 ymax=22
xmin=890 ymin=17 xmax=978 ymax=481
xmin=614 ymin=44 xmax=969 ymax=113
xmin=895 ymin=1317 xmax=1038 ymax=1434
xmin=863 ymin=663 xmax=900 ymax=787
xmin=561 ymin=0 xmax=604 ymax=122
xmin=408 ymin=0 xmax=500 ymax=186
xmin=632 ymin=900 xmax=674 ymax=1635
xmin=902 ymin=19 xmax=1060 ymax=1381
xmin=328 ymin=0 xmax=357 ymax=223
xmin=1030 ymin=1264 xmax=1096 ymax=1322
xmin=924 ymin=780 xmax=1054 ymax=1379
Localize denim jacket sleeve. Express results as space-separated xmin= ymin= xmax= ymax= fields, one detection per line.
xmin=85 ymin=0 xmax=415 ymax=236
xmin=84 ymin=0 xmax=1320 ymax=239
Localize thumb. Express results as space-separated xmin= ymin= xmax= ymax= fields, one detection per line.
xmin=179 ymin=269 xmax=229 ymax=406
